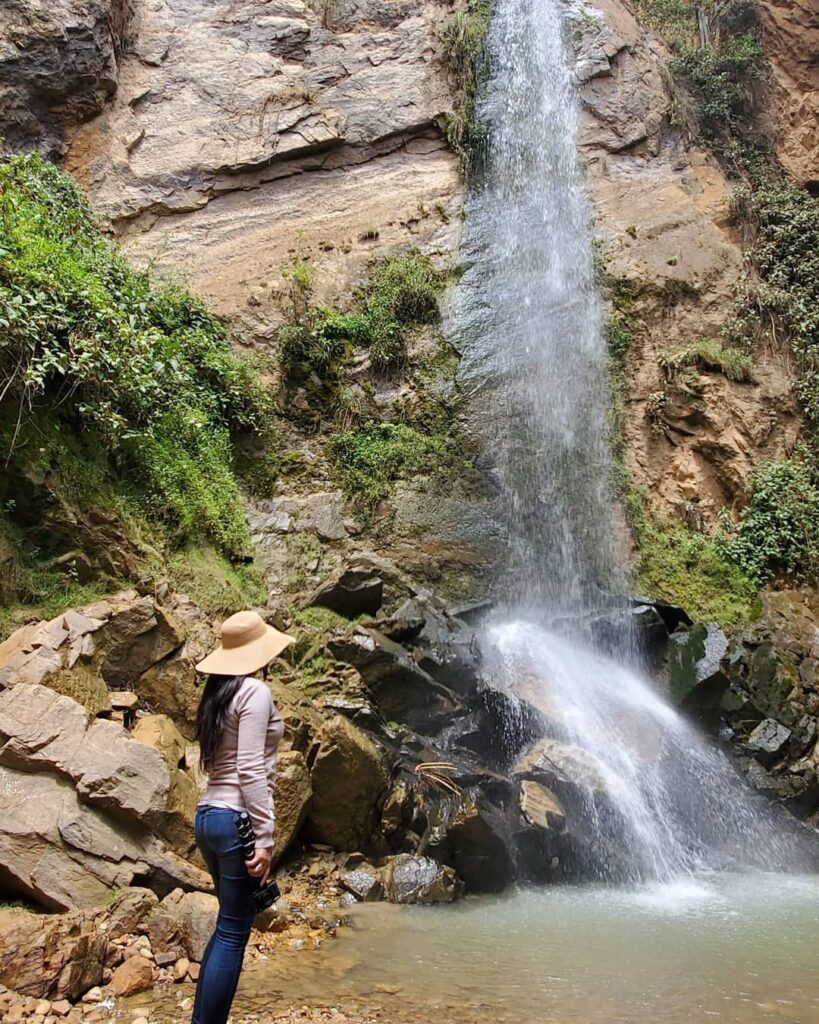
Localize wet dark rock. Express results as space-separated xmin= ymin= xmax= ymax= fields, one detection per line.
xmin=339 ymin=867 xmax=383 ymax=902
xmin=745 ymin=718 xmax=792 ymax=765
xmin=444 ymin=689 xmax=543 ymax=773
xmin=668 ymin=622 xmax=729 ymax=717
xmin=630 ymin=595 xmax=692 ymax=635
xmin=447 ymin=599 xmax=494 ymax=624
xmin=0 ymin=0 xmax=130 ymax=158
xmin=306 ymin=566 xmax=384 ymax=618
xmin=327 ymin=628 xmax=462 ymax=734
xmin=382 ymin=854 xmax=462 ymax=904
xmin=433 ymin=796 xmax=516 ymax=893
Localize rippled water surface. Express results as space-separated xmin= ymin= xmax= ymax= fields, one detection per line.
xmin=225 ymin=874 xmax=819 ymax=1023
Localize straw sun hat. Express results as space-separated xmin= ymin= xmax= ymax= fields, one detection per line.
xmin=195 ymin=611 xmax=294 ymax=676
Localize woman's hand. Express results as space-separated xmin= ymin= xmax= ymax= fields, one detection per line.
xmin=245 ymin=847 xmax=272 ymax=883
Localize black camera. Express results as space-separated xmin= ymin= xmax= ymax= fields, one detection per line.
xmin=233 ymin=812 xmax=281 ymax=914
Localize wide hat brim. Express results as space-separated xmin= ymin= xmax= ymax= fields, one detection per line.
xmin=195 ymin=623 xmax=294 ymax=676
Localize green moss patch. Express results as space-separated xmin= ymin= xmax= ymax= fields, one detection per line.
xmin=167 ymin=545 xmax=267 ymax=616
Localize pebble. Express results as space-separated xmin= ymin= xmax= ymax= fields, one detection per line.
xmin=131 ymin=1017 xmax=149 ymax=1024
xmin=180 ymin=998 xmax=193 ymax=1012
xmin=173 ymin=958 xmax=190 ymax=983
xmin=51 ymin=1002 xmax=72 ymax=1017
xmin=188 ymin=963 xmax=200 ymax=982
xmin=80 ymin=989 xmax=103 ymax=1005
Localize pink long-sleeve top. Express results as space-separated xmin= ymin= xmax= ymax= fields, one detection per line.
xmin=199 ymin=677 xmax=284 ymax=849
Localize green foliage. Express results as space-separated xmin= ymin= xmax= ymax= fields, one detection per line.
xmin=0 ymin=154 xmax=273 ymax=553
xmin=279 ymin=252 xmax=442 ymax=380
xmin=670 ymin=34 xmax=763 ymax=147
xmin=718 ymin=456 xmax=819 ymax=584
xmin=366 ymin=254 xmax=442 ymax=370
xmin=293 ymin=605 xmax=357 ymax=630
xmin=660 ymin=338 xmax=755 ymax=383
xmin=729 ymin=181 xmax=819 ymax=424
xmin=629 ymin=496 xmax=757 ymax=629
xmin=280 ymin=308 xmax=370 ymax=378
xmin=443 ymin=0 xmax=490 ymax=170
xmin=631 ymin=0 xmax=697 ymax=47
xmin=329 ymin=422 xmax=445 ymax=509
xmin=0 ymin=520 xmax=114 ymax=640
xmin=167 ymin=544 xmax=266 ymax=616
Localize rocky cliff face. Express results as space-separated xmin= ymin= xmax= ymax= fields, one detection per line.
xmin=0 ymin=0 xmax=130 ymax=158
xmin=65 ymin=0 xmax=461 ymax=340
xmin=759 ymin=0 xmax=819 ymax=189
xmin=574 ymin=0 xmax=800 ymax=526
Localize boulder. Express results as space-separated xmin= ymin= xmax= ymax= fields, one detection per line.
xmin=0 ymin=908 xmax=107 ymax=999
xmin=306 ymin=566 xmax=384 ymax=618
xmin=272 ymin=750 xmax=312 ymax=864
xmin=745 ymin=719 xmax=792 ymax=766
xmin=99 ymin=598 xmax=183 ymax=687
xmin=0 ymin=762 xmax=207 ymax=911
xmin=105 ymin=888 xmax=159 ymax=940
xmin=71 ymin=719 xmax=171 ymax=819
xmin=137 ymin=653 xmax=200 ymax=740
xmin=442 ymin=798 xmax=516 ymax=893
xmin=327 ymin=628 xmax=461 ymax=734
xmin=0 ymin=684 xmax=208 ymax=910
xmin=110 ymin=956 xmax=153 ymax=997
xmin=382 ymin=855 xmax=461 ymax=904
xmin=175 ymin=891 xmax=218 ymax=962
xmin=307 ymin=716 xmax=389 ymax=852
xmin=668 ymin=622 xmax=729 ymax=714
xmin=339 ymin=866 xmax=383 ymax=902
xmin=132 ymin=714 xmax=186 ymax=769
xmin=518 ymin=779 xmax=566 ymax=831
xmin=0 ymin=684 xmax=89 ymax=775
xmin=514 ymin=738 xmax=608 ymax=798
xmin=144 ymin=890 xmax=218 ymax=962
xmin=0 ymin=594 xmax=187 ymax=717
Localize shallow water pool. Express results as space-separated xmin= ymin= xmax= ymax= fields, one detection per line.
xmin=142 ymin=873 xmax=819 ymax=1024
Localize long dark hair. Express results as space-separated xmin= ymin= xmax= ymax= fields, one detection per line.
xmin=196 ymin=674 xmax=246 ymax=771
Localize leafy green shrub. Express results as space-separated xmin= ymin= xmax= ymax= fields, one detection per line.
xmin=443 ymin=0 xmax=490 ymax=169
xmin=279 ymin=253 xmax=441 ymax=378
xmin=718 ymin=456 xmax=819 ymax=583
xmin=329 ymin=422 xmax=445 ymax=508
xmin=280 ymin=309 xmax=370 ymax=377
xmin=366 ymin=254 xmax=442 ymax=369
xmin=729 ymin=181 xmax=819 ymax=423
xmin=670 ymin=34 xmax=762 ymax=145
xmin=660 ymin=338 xmax=755 ymax=382
xmin=0 ymin=154 xmax=273 ymax=553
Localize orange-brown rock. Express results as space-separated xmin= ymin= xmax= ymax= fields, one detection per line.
xmin=110 ymin=955 xmax=154 ymax=997
xmin=759 ymin=0 xmax=819 ymax=187
xmin=0 ymin=908 xmax=106 ymax=1000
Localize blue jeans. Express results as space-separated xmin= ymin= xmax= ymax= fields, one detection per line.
xmin=192 ymin=806 xmax=257 ymax=1024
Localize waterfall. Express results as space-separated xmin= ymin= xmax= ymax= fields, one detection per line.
xmin=456 ymin=0 xmax=615 ymax=611
xmin=455 ymin=0 xmax=811 ymax=880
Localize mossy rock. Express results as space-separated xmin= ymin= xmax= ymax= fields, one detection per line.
xmin=746 ymin=642 xmax=798 ymax=726
xmin=47 ymin=665 xmax=111 ymax=716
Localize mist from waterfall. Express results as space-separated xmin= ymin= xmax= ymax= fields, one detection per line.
xmin=455 ymin=0 xmax=811 ymax=879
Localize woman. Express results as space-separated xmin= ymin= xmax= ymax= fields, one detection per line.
xmin=191 ymin=610 xmax=294 ymax=1024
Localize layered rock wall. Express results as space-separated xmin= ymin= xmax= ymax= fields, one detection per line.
xmin=574 ymin=0 xmax=800 ymax=525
